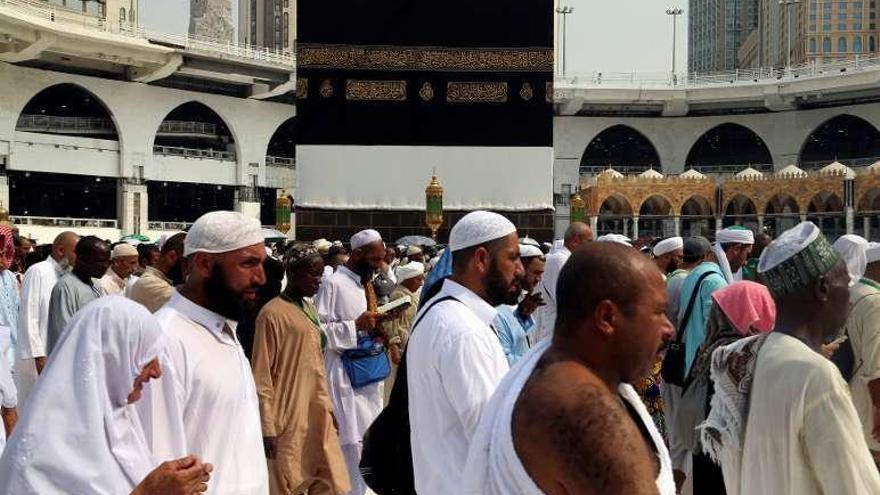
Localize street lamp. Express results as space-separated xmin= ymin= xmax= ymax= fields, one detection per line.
xmin=556 ymin=6 xmax=574 ymax=78
xmin=666 ymin=8 xmax=684 ymax=85
xmin=425 ymin=173 xmax=444 ymax=240
xmin=779 ymin=0 xmax=801 ymax=73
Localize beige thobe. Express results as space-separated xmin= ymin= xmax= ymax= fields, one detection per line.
xmin=253 ymin=297 xmax=350 ymax=495
xmin=128 ymin=266 xmax=173 ymax=313
xmin=382 ymin=286 xmax=419 ymax=402
xmin=845 ymin=279 xmax=880 ymax=453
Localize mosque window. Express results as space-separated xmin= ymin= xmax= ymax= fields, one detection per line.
xmin=854 ymin=36 xmax=863 ymax=52
xmin=824 ymin=36 xmax=833 ymax=51
xmin=870 ymin=36 xmax=876 ymax=51
xmin=119 ymin=7 xmax=126 ymax=23
xmin=839 ymin=37 xmax=848 ymax=51
xmin=810 ymin=38 xmax=818 ymax=52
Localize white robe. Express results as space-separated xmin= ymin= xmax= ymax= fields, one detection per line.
xmin=0 ymin=325 xmax=16 ymax=454
xmin=139 ymin=290 xmax=269 ymax=495
xmin=407 ymin=279 xmax=509 ymax=495
xmin=0 ymin=296 xmax=165 ymax=494
xmin=463 ymin=340 xmax=675 ymax=495
xmin=14 ymin=257 xmax=64 ymax=409
xmin=845 ymin=280 xmax=880 ymax=452
xmin=531 ymin=246 xmax=570 ymax=344
xmin=739 ymin=332 xmax=880 ymax=495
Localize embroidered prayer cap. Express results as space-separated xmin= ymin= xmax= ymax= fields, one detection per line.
xmin=110 ymin=243 xmax=138 ymax=259
xmin=716 ymin=226 xmax=755 ymax=245
xmin=406 ymin=245 xmax=423 ymax=256
xmin=519 ymin=244 xmax=544 ymax=259
xmin=832 ymin=235 xmax=868 ymax=288
xmin=520 ymin=236 xmax=541 ymax=248
xmin=449 ymin=211 xmax=517 ymax=252
xmin=350 ymin=229 xmax=383 ymax=250
xmin=868 ymin=242 xmax=880 ymax=264
xmin=184 ymin=211 xmax=264 ymax=257
xmin=653 ymin=236 xmax=684 ymax=257
xmin=757 ymin=222 xmax=841 ymax=298
xmin=396 ymin=261 xmax=425 ymax=282
xmin=284 ymin=243 xmax=321 ymax=272
xmin=683 ymin=236 xmax=711 ymax=263
xmin=596 ymin=234 xmax=633 ymax=247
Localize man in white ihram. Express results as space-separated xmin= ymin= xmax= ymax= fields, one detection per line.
xmin=407 ymin=210 xmax=525 ymax=495
xmin=139 ymin=211 xmax=269 ymax=494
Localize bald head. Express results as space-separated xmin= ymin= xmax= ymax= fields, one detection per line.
xmin=51 ymin=231 xmax=79 ymax=265
xmin=564 ymin=222 xmax=593 ymax=251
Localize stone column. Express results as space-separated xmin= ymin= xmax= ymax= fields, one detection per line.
xmin=714 ymin=216 xmax=722 ymax=238
xmin=632 ymin=215 xmax=640 ymax=240
xmin=864 ymin=216 xmax=872 ymax=240
xmin=757 ymin=214 xmax=765 ymax=233
xmin=118 ymin=181 xmax=148 ymax=235
xmin=622 ymin=218 xmax=628 ymax=238
xmin=845 ymin=207 xmax=855 ymax=235
xmin=0 ymin=176 xmax=9 ymax=217
xmin=589 ymin=215 xmax=598 ymax=235
xmin=800 ymin=213 xmax=808 ymax=223
xmin=673 ymin=215 xmax=681 ymax=236
xmin=235 ymin=186 xmax=262 ymax=222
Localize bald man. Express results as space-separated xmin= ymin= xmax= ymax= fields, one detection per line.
xmin=465 ymin=243 xmax=675 ymax=494
xmin=532 ymin=222 xmax=592 ymax=344
xmin=15 ymin=231 xmax=78 ymax=408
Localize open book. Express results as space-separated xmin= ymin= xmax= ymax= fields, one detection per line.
xmin=377 ymin=295 xmax=412 ymax=315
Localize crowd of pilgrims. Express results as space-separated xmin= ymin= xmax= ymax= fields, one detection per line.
xmin=0 ymin=208 xmax=876 ymax=494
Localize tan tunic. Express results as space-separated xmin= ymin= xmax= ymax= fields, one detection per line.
xmin=845 ymin=279 xmax=880 ymax=452
xmin=252 ymin=297 xmax=350 ymax=495
xmin=127 ymin=266 xmax=173 ymax=313
xmin=382 ymin=286 xmax=420 ymax=403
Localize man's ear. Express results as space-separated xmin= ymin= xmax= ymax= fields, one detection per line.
xmin=593 ymin=299 xmax=618 ymax=338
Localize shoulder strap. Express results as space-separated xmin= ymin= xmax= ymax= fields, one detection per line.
xmin=674 ymin=270 xmax=717 ymax=344
xmin=410 ymin=295 xmax=460 ymax=337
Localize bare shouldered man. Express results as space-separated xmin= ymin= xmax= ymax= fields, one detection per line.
xmin=464 ymin=243 xmax=675 ymax=495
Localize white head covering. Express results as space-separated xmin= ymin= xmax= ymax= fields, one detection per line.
xmin=406 ymin=245 xmax=423 ymax=256
xmin=449 ymin=211 xmax=516 ymax=252
xmin=111 ymin=243 xmax=139 ymax=259
xmin=653 ymin=236 xmax=683 ymax=257
xmin=520 ymin=236 xmax=541 ymax=248
xmin=868 ymin=242 xmax=880 ymax=264
xmin=184 ymin=211 xmax=263 ymax=257
xmin=519 ymin=244 xmax=544 ymax=258
xmin=313 ymin=238 xmax=332 ymax=254
xmin=351 ymin=229 xmax=382 ymax=250
xmin=712 ymin=227 xmax=755 ymax=283
xmin=597 ymin=234 xmax=633 ymax=247
xmin=396 ymin=261 xmax=425 ymax=283
xmin=833 ymin=234 xmax=868 ymax=288
xmin=0 ymin=296 xmax=169 ymax=493
xmin=758 ymin=221 xmax=841 ymax=297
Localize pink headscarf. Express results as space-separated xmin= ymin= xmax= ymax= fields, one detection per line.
xmin=711 ymin=281 xmax=776 ymax=336
xmin=0 ymin=224 xmax=14 ymax=258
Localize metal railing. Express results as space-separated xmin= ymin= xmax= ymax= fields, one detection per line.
xmin=11 ymin=215 xmax=118 ymax=228
xmin=0 ymin=0 xmax=294 ymax=66
xmin=691 ymin=163 xmax=774 ymax=174
xmin=157 ymin=120 xmax=218 ymax=136
xmin=147 ymin=221 xmax=193 ymax=231
xmin=17 ymin=114 xmax=116 ymax=134
xmin=265 ymin=156 xmax=295 ymax=167
xmin=153 ymin=145 xmax=235 ymax=161
xmin=800 ymin=156 xmax=880 ymax=170
xmin=555 ymin=55 xmax=880 ymax=90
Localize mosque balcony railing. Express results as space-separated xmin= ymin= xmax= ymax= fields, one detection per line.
xmin=156 ymin=120 xmax=218 ymax=137
xmin=0 ymin=0 xmax=295 ymax=67
xmin=11 ymin=215 xmax=118 ymax=228
xmin=16 ymin=114 xmax=116 ymax=134
xmin=690 ymin=163 xmax=774 ymax=175
xmin=152 ymin=145 xmax=235 ymax=161
xmin=799 ymin=156 xmax=880 ymax=170
xmin=265 ymin=156 xmax=296 ymax=168
xmin=147 ymin=221 xmax=194 ymax=231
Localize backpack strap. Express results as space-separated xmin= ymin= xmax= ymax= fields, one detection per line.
xmin=674 ymin=269 xmax=718 ymax=345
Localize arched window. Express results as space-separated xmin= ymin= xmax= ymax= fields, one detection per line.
xmin=824 ymin=37 xmax=832 ymax=52
xmin=839 ymin=37 xmax=848 ymax=52
xmin=855 ymin=36 xmax=863 ymax=52
xmin=810 ymin=38 xmax=817 ymax=53
xmin=283 ymin=12 xmax=289 ymax=47
xmin=119 ymin=7 xmax=126 ymax=23
xmin=871 ymin=36 xmax=877 ymax=51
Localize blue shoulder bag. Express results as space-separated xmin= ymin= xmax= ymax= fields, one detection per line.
xmin=342 ymin=336 xmax=391 ymax=389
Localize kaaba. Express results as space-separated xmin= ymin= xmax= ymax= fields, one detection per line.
xmin=294 ymin=0 xmax=555 ymax=242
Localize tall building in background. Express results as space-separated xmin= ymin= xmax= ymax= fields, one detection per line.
xmin=237 ymin=0 xmax=295 ymax=52
xmin=190 ymin=0 xmax=234 ymax=43
xmin=689 ymin=0 xmax=760 ymax=72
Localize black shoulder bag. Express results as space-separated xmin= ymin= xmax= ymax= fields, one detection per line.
xmin=661 ymin=270 xmax=715 ymax=387
xmin=360 ymin=295 xmax=460 ymax=495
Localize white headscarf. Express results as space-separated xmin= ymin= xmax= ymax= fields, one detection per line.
xmin=833 ymin=235 xmax=868 ymax=288
xmin=713 ymin=227 xmax=756 ymax=283
xmin=0 ymin=296 xmax=167 ymax=494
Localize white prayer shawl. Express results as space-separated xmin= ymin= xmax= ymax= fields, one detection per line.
xmin=0 ymin=296 xmax=165 ymax=494
xmin=315 ymin=266 xmax=383 ymax=446
xmin=463 ymin=340 xmax=675 ymax=495
xmin=711 ymin=243 xmax=739 ymax=283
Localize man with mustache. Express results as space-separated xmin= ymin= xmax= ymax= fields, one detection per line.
xmin=128 ymin=233 xmax=187 ymax=313
xmin=139 ymin=211 xmax=269 ymax=494
xmin=407 ymin=210 xmax=524 ymax=495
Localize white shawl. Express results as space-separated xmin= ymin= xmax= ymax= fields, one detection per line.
xmin=0 ymin=296 xmax=167 ymax=494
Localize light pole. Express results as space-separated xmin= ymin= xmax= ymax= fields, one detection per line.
xmin=779 ymin=0 xmax=800 ymax=73
xmin=666 ymin=8 xmax=684 ymax=85
xmin=556 ymin=6 xmax=574 ymax=77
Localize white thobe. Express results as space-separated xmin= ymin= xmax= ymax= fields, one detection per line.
xmin=531 ymin=246 xmax=570 ymax=344
xmin=315 ymin=266 xmax=382 ymax=495
xmin=407 ymin=279 xmax=509 ymax=495
xmin=738 ymin=332 xmax=880 ymax=495
xmin=140 ymin=290 xmax=269 ymax=495
xmin=99 ymin=268 xmax=134 ymax=296
xmin=0 ymin=325 xmax=16 ymax=454
xmin=14 ymin=257 xmax=63 ymax=409
xmin=463 ymin=340 xmax=675 ymax=495
xmin=845 ymin=280 xmax=880 ymax=452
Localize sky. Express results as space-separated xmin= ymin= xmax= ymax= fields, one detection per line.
xmin=137 ymin=0 xmax=688 ymax=74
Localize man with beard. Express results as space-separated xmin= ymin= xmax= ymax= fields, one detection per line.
xmin=136 ymin=243 xmax=160 ymax=277
xmin=129 ymin=233 xmax=186 ymax=313
xmin=15 ymin=231 xmax=77 ymax=406
xmin=407 ymin=211 xmax=524 ymax=495
xmin=652 ymin=236 xmax=683 ymax=278
xmin=315 ymin=229 xmax=388 ymax=495
xmin=494 ymin=244 xmax=545 ymax=365
xmin=139 ymin=211 xmax=269 ymax=494
xmin=46 ymin=236 xmax=111 ymax=355
xmin=99 ymin=243 xmax=140 ymax=296
xmin=463 ymin=243 xmax=675 ymax=495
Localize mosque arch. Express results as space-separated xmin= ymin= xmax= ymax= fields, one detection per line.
xmin=807 ymin=191 xmax=845 ymax=239
xmin=681 ymin=195 xmax=714 ymax=216
xmin=152 ymin=101 xmax=238 ymax=160
xmin=764 ymin=193 xmax=800 ymax=215
xmin=580 ymin=125 xmax=662 ymax=172
xmin=685 ymin=123 xmax=773 ymax=169
xmin=681 ymin=195 xmax=714 ymax=237
xmin=265 ymin=116 xmax=297 ymax=162
xmin=724 ymin=194 xmax=758 ymax=217
xmin=799 ymin=114 xmax=880 ymax=166
xmin=638 ymin=194 xmax=674 ymax=216
xmin=857 ymin=187 xmax=880 ymax=240
xmin=15 ymin=83 xmax=119 ymax=140
xmin=598 ymin=193 xmax=634 ymax=216
xmin=858 ymin=187 xmax=880 ymax=212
